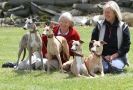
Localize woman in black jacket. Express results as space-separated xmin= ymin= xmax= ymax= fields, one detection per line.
xmin=90 ymin=1 xmax=131 ymax=73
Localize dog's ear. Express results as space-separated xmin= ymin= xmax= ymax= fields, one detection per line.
xmin=72 ymin=40 xmax=75 ymax=43
xmin=79 ymin=40 xmax=84 ymax=44
xmin=100 ymin=41 xmax=107 ymax=45
xmin=89 ymin=40 xmax=95 ymax=51
xmin=90 ymin=40 xmax=96 ymax=44
xmin=92 ymin=40 xmax=96 ymax=43
xmin=44 ymin=26 xmax=50 ymax=30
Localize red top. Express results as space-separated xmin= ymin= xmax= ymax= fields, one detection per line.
xmin=41 ymin=25 xmax=80 ymax=63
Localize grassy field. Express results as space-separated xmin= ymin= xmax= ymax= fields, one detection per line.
xmin=0 ymin=26 xmax=133 ymax=90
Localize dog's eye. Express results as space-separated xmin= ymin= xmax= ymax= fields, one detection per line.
xmin=28 ymin=23 xmax=31 ymax=25
xmin=76 ymin=44 xmax=78 ymax=46
xmin=28 ymin=22 xmax=32 ymax=24
xmin=96 ymin=45 xmax=100 ymax=47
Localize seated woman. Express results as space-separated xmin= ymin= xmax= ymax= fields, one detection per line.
xmin=42 ymin=12 xmax=80 ymax=71
xmin=89 ymin=1 xmax=131 ymax=73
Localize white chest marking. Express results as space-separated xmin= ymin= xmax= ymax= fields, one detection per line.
xmin=30 ymin=34 xmax=38 ymax=48
xmin=75 ymin=56 xmax=84 ymax=72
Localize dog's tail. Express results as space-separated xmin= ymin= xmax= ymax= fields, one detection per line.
xmin=21 ymin=48 xmax=26 ymax=61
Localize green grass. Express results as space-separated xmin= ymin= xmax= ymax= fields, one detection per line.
xmin=0 ymin=26 xmax=133 ymax=90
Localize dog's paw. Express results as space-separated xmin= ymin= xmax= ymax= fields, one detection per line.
xmin=62 ymin=70 xmax=68 ymax=73
xmin=47 ymin=71 xmax=50 ymax=74
xmin=14 ymin=65 xmax=18 ymax=70
xmin=94 ymin=75 xmax=99 ymax=78
xmin=59 ymin=69 xmax=64 ymax=73
xmin=100 ymin=74 xmax=104 ymax=77
xmin=84 ymin=76 xmax=92 ymax=79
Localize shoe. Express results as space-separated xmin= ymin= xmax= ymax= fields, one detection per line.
xmin=2 ymin=62 xmax=16 ymax=68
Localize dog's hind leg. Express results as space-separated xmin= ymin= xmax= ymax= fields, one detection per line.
xmin=16 ymin=34 xmax=28 ymax=67
xmin=90 ymin=70 xmax=96 ymax=77
xmin=16 ymin=47 xmax=24 ymax=66
xmin=56 ymin=54 xmax=63 ymax=73
xmin=21 ymin=48 xmax=26 ymax=61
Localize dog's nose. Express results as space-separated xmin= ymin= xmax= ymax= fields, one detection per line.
xmin=71 ymin=48 xmax=73 ymax=50
xmin=71 ymin=48 xmax=76 ymax=52
xmin=91 ymin=50 xmax=95 ymax=53
xmin=91 ymin=49 xmax=96 ymax=53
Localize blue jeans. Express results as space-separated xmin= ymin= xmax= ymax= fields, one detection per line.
xmin=102 ymin=56 xmax=127 ymax=73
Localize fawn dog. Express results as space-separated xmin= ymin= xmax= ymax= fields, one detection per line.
xmin=44 ymin=26 xmax=70 ymax=73
xmin=16 ymin=17 xmax=44 ymax=70
xmin=85 ymin=40 xmax=107 ymax=77
xmin=71 ymin=40 xmax=90 ymax=77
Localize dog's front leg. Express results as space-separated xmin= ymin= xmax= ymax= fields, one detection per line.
xmin=99 ymin=67 xmax=104 ymax=77
xmin=47 ymin=55 xmax=52 ymax=74
xmin=57 ymin=54 xmax=63 ymax=73
xmin=82 ymin=64 xmax=90 ymax=77
xmin=100 ymin=71 xmax=104 ymax=77
xmin=90 ymin=70 xmax=96 ymax=77
xmin=39 ymin=50 xmax=45 ymax=72
xmin=75 ymin=67 xmax=81 ymax=77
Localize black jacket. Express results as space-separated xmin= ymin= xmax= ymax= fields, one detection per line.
xmin=90 ymin=20 xmax=131 ymax=57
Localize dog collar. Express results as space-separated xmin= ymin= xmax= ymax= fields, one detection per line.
xmin=47 ymin=34 xmax=54 ymax=38
xmin=30 ymin=30 xmax=37 ymax=33
xmin=73 ymin=52 xmax=84 ymax=57
xmin=92 ymin=52 xmax=101 ymax=57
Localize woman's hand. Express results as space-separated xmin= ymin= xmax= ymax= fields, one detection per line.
xmin=104 ymin=53 xmax=119 ymax=61
xmin=104 ymin=55 xmax=111 ymax=61
xmin=110 ymin=53 xmax=119 ymax=61
xmin=45 ymin=53 xmax=48 ymax=58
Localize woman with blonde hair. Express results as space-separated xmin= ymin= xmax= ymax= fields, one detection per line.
xmin=90 ymin=1 xmax=131 ymax=73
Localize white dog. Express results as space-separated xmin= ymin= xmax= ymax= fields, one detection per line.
xmin=71 ymin=40 xmax=90 ymax=77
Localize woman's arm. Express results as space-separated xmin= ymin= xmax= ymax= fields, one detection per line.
xmin=118 ymin=25 xmax=131 ymax=57
xmin=41 ymin=34 xmax=48 ymax=58
xmin=91 ymin=24 xmax=99 ymax=41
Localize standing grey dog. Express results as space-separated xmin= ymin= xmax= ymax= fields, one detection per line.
xmin=16 ymin=17 xmax=44 ymax=70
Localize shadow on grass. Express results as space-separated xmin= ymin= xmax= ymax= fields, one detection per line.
xmin=33 ymin=69 xmax=57 ymax=77
xmin=104 ymin=68 xmax=128 ymax=77
xmin=110 ymin=68 xmax=128 ymax=75
xmin=13 ymin=69 xmax=33 ymax=76
xmin=64 ymin=71 xmax=77 ymax=79
xmin=64 ymin=68 xmax=130 ymax=79
xmin=13 ymin=68 xmax=64 ymax=77
xmin=13 ymin=69 xmax=47 ymax=77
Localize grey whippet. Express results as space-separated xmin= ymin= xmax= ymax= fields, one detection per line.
xmin=16 ymin=17 xmax=44 ymax=70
